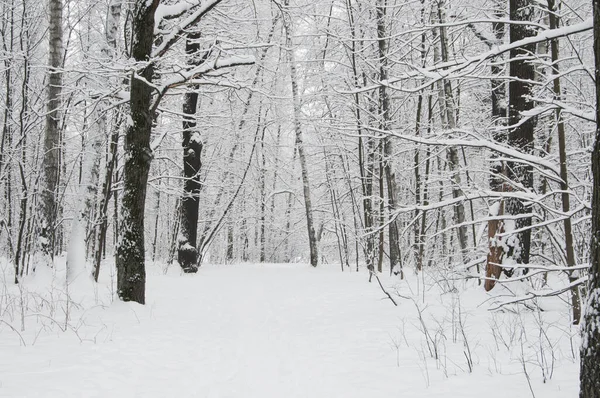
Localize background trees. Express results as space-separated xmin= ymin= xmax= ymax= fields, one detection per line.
xmin=0 ymin=0 xmax=594 ymax=321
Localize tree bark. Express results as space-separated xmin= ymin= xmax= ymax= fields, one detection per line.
xmin=434 ymin=0 xmax=469 ymax=263
xmin=505 ymin=0 xmax=536 ymax=266
xmin=115 ymin=0 xmax=160 ymax=304
xmin=546 ymin=0 xmax=581 ymax=324
xmin=178 ymin=32 xmax=203 ymax=273
xmin=92 ymin=0 xmax=122 ymax=282
xmin=40 ymin=0 xmax=63 ymax=257
xmin=485 ymin=0 xmax=507 ymax=290
xmin=283 ymin=0 xmax=318 ymax=267
xmin=377 ymin=0 xmax=402 ymax=276
xmin=579 ymin=0 xmax=600 ymax=395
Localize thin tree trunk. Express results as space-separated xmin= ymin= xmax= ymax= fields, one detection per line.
xmin=93 ymin=116 xmax=120 ymax=282
xmin=93 ymin=0 xmax=123 ymax=282
xmin=546 ymin=0 xmax=581 ymax=324
xmin=434 ymin=1 xmax=469 ymax=263
xmin=258 ymin=123 xmax=267 ymax=263
xmin=283 ymin=0 xmax=318 ymax=267
xmin=151 ymin=176 xmax=162 ymax=263
xmin=377 ymin=0 xmax=402 ymax=276
xmin=344 ymin=0 xmax=374 ymax=272
xmin=0 ymin=0 xmax=15 ymax=262
xmin=66 ymin=104 xmax=103 ymax=283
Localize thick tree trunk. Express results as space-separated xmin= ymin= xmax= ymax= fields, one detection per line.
xmin=40 ymin=0 xmax=63 ymax=257
xmin=178 ymin=33 xmax=203 ymax=273
xmin=485 ymin=0 xmax=507 ymax=290
xmin=505 ymin=0 xmax=536 ymax=266
xmin=115 ymin=0 xmax=159 ymax=304
xmin=579 ymin=1 xmax=600 ymax=395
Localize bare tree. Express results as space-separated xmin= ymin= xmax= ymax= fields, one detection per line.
xmin=282 ymin=0 xmax=319 ymax=267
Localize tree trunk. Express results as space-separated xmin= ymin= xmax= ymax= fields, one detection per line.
xmin=115 ymin=0 xmax=160 ymax=304
xmin=485 ymin=0 xmax=507 ymax=291
xmin=178 ymin=32 xmax=203 ymax=273
xmin=258 ymin=122 xmax=267 ymax=263
xmin=546 ymin=0 xmax=581 ymax=324
xmin=377 ymin=0 xmax=402 ymax=276
xmin=40 ymin=0 xmax=63 ymax=258
xmin=283 ymin=0 xmax=318 ymax=267
xmin=579 ymin=1 xmax=600 ymax=395
xmin=92 ymin=0 xmax=122 ymax=282
xmin=505 ymin=0 xmax=536 ymax=266
xmin=434 ymin=0 xmax=469 ymax=263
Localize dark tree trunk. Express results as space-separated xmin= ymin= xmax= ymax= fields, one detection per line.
xmin=377 ymin=0 xmax=402 ymax=276
xmin=485 ymin=0 xmax=507 ymax=291
xmin=580 ymin=1 xmax=600 ymax=395
xmin=178 ymin=33 xmax=203 ymax=273
xmin=505 ymin=0 xmax=536 ymax=266
xmin=115 ymin=0 xmax=159 ymax=304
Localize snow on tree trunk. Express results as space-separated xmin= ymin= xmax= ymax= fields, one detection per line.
xmin=377 ymin=0 xmax=402 ymax=276
xmin=178 ymin=33 xmax=202 ymax=273
xmin=115 ymin=0 xmax=160 ymax=304
xmin=579 ymin=1 xmax=600 ymax=395
xmin=546 ymin=0 xmax=581 ymax=324
xmin=92 ymin=0 xmax=122 ymax=282
xmin=40 ymin=0 xmax=63 ymax=258
xmin=505 ymin=0 xmax=536 ymax=267
xmin=485 ymin=0 xmax=507 ymax=291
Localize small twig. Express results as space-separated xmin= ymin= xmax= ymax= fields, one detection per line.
xmin=370 ymin=271 xmax=398 ymax=306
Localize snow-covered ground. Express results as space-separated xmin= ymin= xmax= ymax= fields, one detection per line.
xmin=0 ymin=260 xmax=580 ymax=397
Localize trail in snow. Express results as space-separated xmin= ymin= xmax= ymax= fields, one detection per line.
xmin=0 ymin=263 xmax=579 ymax=397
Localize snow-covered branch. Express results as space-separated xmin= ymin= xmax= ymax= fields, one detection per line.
xmin=344 ymin=18 xmax=592 ymax=94
xmin=153 ymin=0 xmax=225 ymax=58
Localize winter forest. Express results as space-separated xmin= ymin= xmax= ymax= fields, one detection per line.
xmin=1 ymin=0 xmax=600 ymax=396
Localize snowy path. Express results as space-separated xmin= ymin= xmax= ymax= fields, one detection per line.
xmin=0 ymin=263 xmax=579 ymax=397
xmin=1 ymin=265 xmax=404 ymax=397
